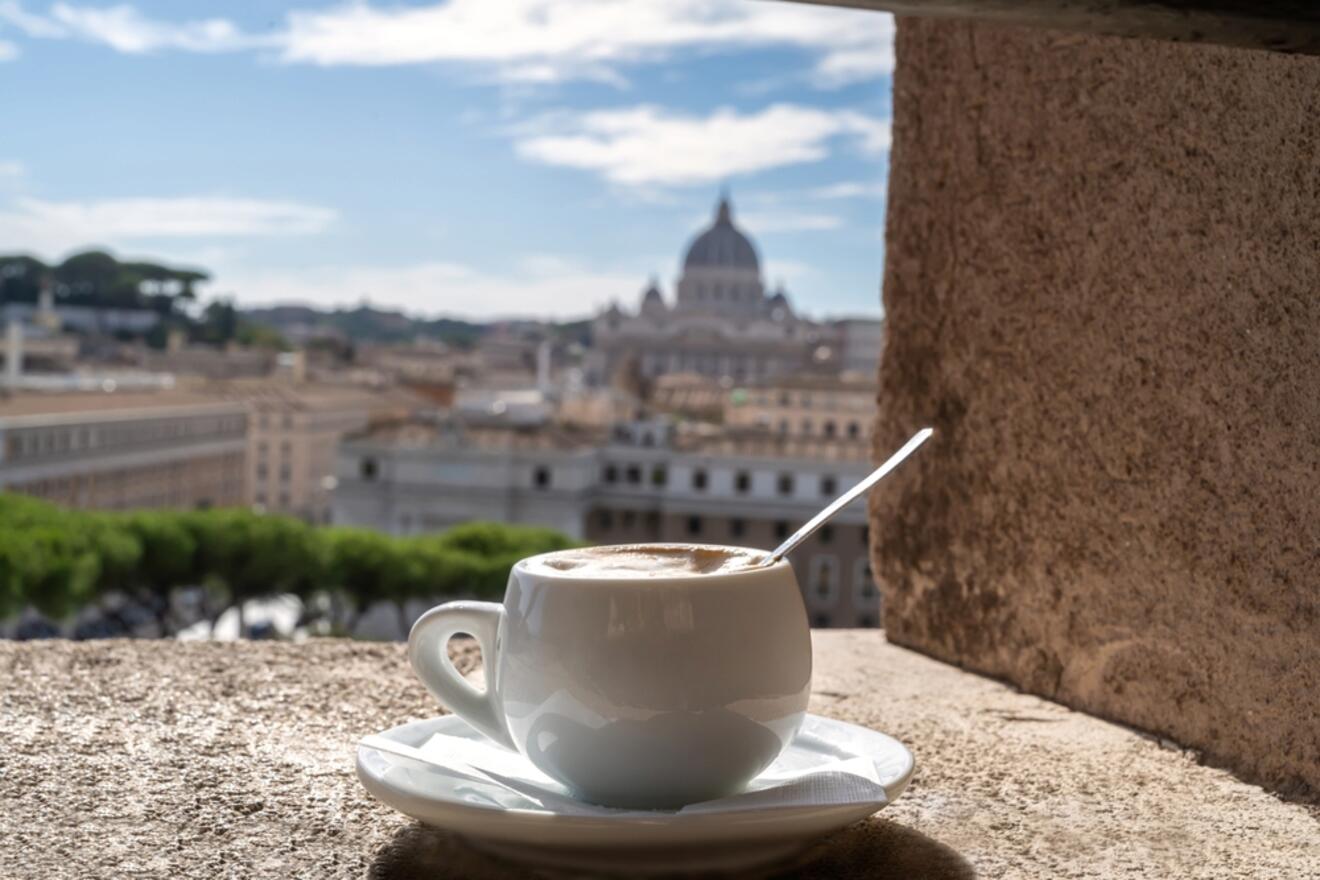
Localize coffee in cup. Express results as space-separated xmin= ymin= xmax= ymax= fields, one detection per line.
xmin=408 ymin=543 xmax=812 ymax=809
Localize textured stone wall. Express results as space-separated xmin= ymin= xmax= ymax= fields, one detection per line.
xmin=871 ymin=19 xmax=1320 ymax=799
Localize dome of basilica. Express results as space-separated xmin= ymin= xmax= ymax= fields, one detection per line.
xmin=682 ymin=196 xmax=760 ymax=273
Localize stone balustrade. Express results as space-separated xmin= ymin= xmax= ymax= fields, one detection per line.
xmin=3 ymin=635 xmax=1315 ymax=878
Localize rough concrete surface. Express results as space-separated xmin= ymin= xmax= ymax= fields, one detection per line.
xmin=1 ymin=636 xmax=1316 ymax=879
xmin=872 ymin=18 xmax=1320 ymax=800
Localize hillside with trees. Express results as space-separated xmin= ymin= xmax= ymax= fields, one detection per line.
xmin=0 ymin=250 xmax=207 ymax=313
xmin=1 ymin=249 xmax=595 ymax=348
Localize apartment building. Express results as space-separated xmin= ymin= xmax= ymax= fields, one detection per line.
xmin=0 ymin=390 xmax=248 ymax=510
xmin=725 ymin=373 xmax=878 ymax=442
xmin=334 ymin=416 xmax=881 ymax=627
xmin=201 ymin=380 xmax=422 ymax=523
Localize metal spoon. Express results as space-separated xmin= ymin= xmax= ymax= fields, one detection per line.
xmin=764 ymin=427 xmax=934 ymax=565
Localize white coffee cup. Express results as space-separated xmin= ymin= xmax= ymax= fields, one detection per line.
xmin=408 ymin=543 xmax=812 ymax=809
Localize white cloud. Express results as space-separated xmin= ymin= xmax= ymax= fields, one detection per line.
xmin=0 ymin=195 xmax=336 ymax=253
xmin=46 ymin=3 xmax=267 ymax=53
xmin=3 ymin=1 xmax=893 ymax=86
xmin=280 ymin=0 xmax=892 ymax=86
xmin=739 ymin=210 xmax=842 ymax=233
xmin=810 ymin=181 xmax=887 ymax=200
xmin=0 ymin=38 xmax=18 ymax=60
xmin=215 ymin=259 xmax=641 ymax=320
xmin=811 ymin=44 xmax=895 ymax=87
xmin=0 ymin=160 xmax=23 ymax=179
xmin=516 ymin=104 xmax=890 ymax=187
xmin=0 ymin=2 xmax=271 ymax=53
xmin=0 ymin=1 xmax=63 ymax=37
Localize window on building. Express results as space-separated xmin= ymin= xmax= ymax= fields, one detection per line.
xmin=626 ymin=465 xmax=642 ymax=485
xmin=692 ymin=468 xmax=708 ymax=491
xmin=604 ymin=464 xmax=618 ymax=483
xmin=255 ymin=492 xmax=267 ymax=506
xmin=801 ymin=418 xmax=813 ymax=435
xmin=360 ymin=458 xmax=378 ymax=481
xmin=820 ymin=475 xmax=837 ymax=497
xmin=847 ymin=421 xmax=861 ymax=439
xmin=645 ymin=511 xmax=661 ymax=530
xmin=687 ymin=516 xmax=703 ymax=535
xmin=778 ymin=419 xmax=789 ymax=435
xmin=854 ymin=558 xmax=879 ymax=608
xmin=777 ymin=473 xmax=794 ymax=496
xmin=857 ymin=614 xmax=877 ymax=628
xmin=280 ymin=440 xmax=292 ymax=454
xmin=823 ymin=420 xmax=837 ymax=439
xmin=278 ymin=492 xmax=290 ymax=508
xmin=622 ymin=510 xmax=637 ymax=528
xmin=819 ymin=524 xmax=834 ymax=545
xmin=775 ymin=520 xmax=790 ymax=541
xmin=256 ymin=464 xmax=268 ymax=480
xmin=812 ymin=613 xmax=831 ymax=628
xmin=596 ymin=509 xmax=613 ymax=531
xmin=801 ymin=393 xmax=813 ymax=409
xmin=861 ymin=524 xmax=870 ymax=546
xmin=534 ymin=466 xmax=551 ymax=489
xmin=279 ymin=465 xmax=291 ymax=483
xmin=779 ymin=392 xmax=791 ymax=407
xmin=729 ymin=518 xmax=746 ymax=539
xmin=809 ymin=555 xmax=840 ymax=606
xmin=735 ymin=471 xmax=751 ymax=493
xmin=651 ymin=465 xmax=667 ymax=487
xmin=257 ymin=441 xmax=268 ymax=455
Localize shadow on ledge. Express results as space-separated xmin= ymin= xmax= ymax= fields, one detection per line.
xmin=369 ymin=818 xmax=975 ymax=879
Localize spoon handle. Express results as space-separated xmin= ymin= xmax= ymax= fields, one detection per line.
xmin=767 ymin=427 xmax=934 ymax=564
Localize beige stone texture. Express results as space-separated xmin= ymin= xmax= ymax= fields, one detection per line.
xmin=871 ymin=18 xmax=1320 ymax=800
xmin=2 ymin=636 xmax=1316 ymax=878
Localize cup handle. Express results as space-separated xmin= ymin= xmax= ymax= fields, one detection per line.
xmin=408 ymin=601 xmax=516 ymax=751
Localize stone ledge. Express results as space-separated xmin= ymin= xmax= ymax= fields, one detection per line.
xmin=1 ymin=634 xmax=1315 ymax=879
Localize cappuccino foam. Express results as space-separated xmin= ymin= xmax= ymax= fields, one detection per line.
xmin=526 ymin=544 xmax=765 ymax=579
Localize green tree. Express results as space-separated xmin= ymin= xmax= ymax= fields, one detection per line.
xmin=21 ymin=527 xmax=101 ymax=622
xmin=122 ymin=512 xmax=198 ymax=634
xmin=0 ymin=531 xmax=36 ymax=620
xmin=325 ymin=527 xmax=401 ymax=635
xmin=182 ymin=509 xmax=327 ymax=636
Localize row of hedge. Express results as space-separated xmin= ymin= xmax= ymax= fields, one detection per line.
xmin=0 ymin=493 xmax=577 ymax=635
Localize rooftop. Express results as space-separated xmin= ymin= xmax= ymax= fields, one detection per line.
xmin=188 ymin=378 xmax=426 ymax=412
xmin=2 ymin=635 xmax=1313 ymax=879
xmin=0 ymin=388 xmax=243 ymax=419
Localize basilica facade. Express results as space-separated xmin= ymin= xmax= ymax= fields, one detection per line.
xmin=584 ymin=196 xmax=882 ymax=387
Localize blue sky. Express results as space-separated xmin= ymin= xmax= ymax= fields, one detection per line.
xmin=0 ymin=1 xmax=893 ymax=320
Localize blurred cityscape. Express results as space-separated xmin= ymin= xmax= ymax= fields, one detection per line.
xmin=1 ymin=195 xmax=884 ymax=638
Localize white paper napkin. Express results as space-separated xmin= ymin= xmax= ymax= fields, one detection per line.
xmin=362 ymin=715 xmax=892 ymax=817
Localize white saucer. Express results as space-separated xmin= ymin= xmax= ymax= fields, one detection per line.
xmin=356 ymin=713 xmax=914 ymax=875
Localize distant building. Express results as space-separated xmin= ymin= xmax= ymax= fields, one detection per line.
xmin=0 ymin=390 xmax=248 ymax=510
xmin=0 ymin=301 xmax=161 ymax=336
xmin=585 ymin=195 xmax=883 ymax=386
xmin=198 ymin=379 xmax=423 ymax=523
xmin=333 ymin=416 xmax=881 ymax=627
xmin=0 ymin=319 xmax=79 ymax=378
xmin=135 ymin=332 xmax=278 ymax=380
xmin=725 ymin=373 xmax=877 ymax=442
